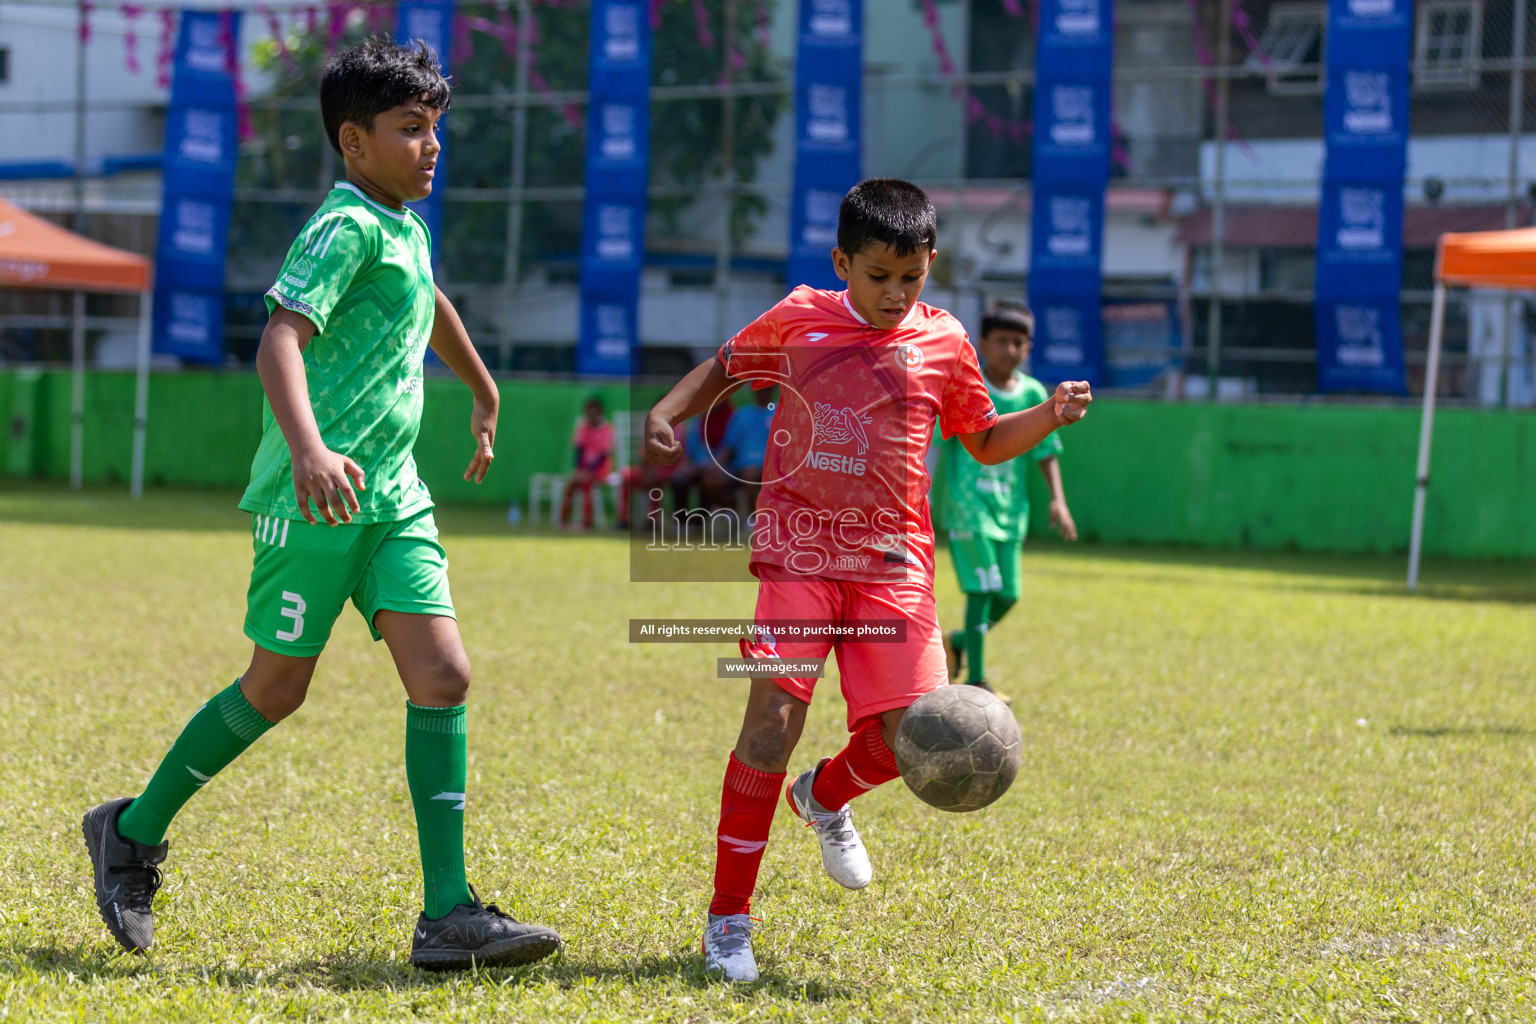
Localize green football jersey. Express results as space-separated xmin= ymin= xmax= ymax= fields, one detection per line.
xmin=240 ymin=182 xmax=437 ymax=524
xmin=939 ymin=371 xmax=1062 ymax=541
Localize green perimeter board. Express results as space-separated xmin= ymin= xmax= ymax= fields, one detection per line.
xmin=0 ymin=369 xmax=648 ymax=507
xmin=0 ymin=369 xmax=23 ymax=475
xmin=4 ymin=369 xmax=1534 ymax=558
xmin=968 ymin=400 xmax=1536 ymax=558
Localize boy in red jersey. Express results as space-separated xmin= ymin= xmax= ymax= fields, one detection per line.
xmin=560 ymin=395 xmax=615 ymax=530
xmin=643 ymin=179 xmax=1092 ymax=982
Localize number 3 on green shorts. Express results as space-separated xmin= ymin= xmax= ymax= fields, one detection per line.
xmin=243 ymin=509 xmax=455 ymax=656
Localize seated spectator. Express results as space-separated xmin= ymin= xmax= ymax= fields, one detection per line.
xmin=670 ymin=399 xmax=734 ymax=516
xmin=618 ymin=421 xmax=674 ymax=531
xmin=560 ymin=396 xmax=614 ymax=531
xmin=719 ymin=385 xmax=776 ymax=510
xmin=617 ymin=461 xmax=664 ymax=531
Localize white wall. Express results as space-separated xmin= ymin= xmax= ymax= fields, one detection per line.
xmin=942 ymin=199 xmax=1185 ymax=282
xmin=476 ymin=266 xmax=788 ymax=348
xmin=0 ymin=0 xmax=296 ymax=168
xmin=0 ymin=3 xmax=166 ymax=166
xmin=1200 ymin=135 xmax=1536 ymax=204
xmin=862 ymin=0 xmax=967 ymax=182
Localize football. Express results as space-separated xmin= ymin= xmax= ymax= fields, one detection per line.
xmin=893 ymin=685 xmax=1023 ymax=812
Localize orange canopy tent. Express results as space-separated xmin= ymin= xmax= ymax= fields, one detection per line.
xmin=1436 ymin=227 xmax=1536 ymax=290
xmin=0 ymin=196 xmax=151 ymax=292
xmin=1408 ymin=227 xmax=1536 ymax=588
xmin=0 ymin=197 xmax=154 ymax=497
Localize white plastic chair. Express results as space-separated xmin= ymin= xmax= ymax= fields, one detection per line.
xmin=531 ymin=410 xmax=631 ymax=527
xmin=600 ymin=409 xmax=633 ymax=524
xmin=527 ymin=472 xmax=567 ymax=525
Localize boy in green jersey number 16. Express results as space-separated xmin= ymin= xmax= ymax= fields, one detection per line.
xmin=939 ymin=301 xmax=1079 ymax=706
xmin=81 ymin=39 xmax=561 ymax=971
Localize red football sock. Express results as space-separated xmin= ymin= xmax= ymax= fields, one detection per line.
xmin=709 ymin=752 xmax=784 ymax=917
xmin=811 ymin=715 xmax=900 ymax=811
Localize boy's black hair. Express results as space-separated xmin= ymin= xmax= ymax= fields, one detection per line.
xmin=980 ymin=300 xmax=1034 ymax=340
xmin=837 ymin=178 xmax=938 ymax=258
xmin=319 ymin=36 xmax=451 ymax=156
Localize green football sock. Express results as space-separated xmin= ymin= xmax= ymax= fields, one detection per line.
xmin=117 ymin=680 xmax=275 ymax=847
xmin=406 ymin=702 xmax=476 ymax=920
xmin=988 ymin=596 xmax=1017 ymax=629
xmin=964 ymin=593 xmax=991 ymax=684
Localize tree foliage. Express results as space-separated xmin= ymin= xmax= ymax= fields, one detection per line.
xmin=233 ymin=0 xmax=785 ymax=286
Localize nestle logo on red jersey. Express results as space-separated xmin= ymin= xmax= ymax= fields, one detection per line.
xmin=808 ymin=451 xmax=866 ymax=475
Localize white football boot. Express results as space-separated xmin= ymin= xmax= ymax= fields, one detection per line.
xmin=702 ymin=913 xmax=760 ymax=983
xmin=786 ymin=758 xmax=873 ymax=890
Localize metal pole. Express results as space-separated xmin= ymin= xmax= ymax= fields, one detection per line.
xmin=320 ymin=48 xmax=336 ymax=197
xmin=1408 ymin=279 xmax=1448 ymax=590
xmin=956 ymin=0 xmax=972 ymax=326
xmin=1205 ymin=0 xmax=1231 ymax=399
xmin=73 ymin=0 xmax=88 ymax=231
xmin=955 ymin=181 xmax=970 ymax=322
xmin=72 ymin=0 xmax=89 ymax=360
xmin=501 ymin=0 xmax=532 ymax=368
xmin=713 ymin=0 xmax=738 ymax=349
xmin=131 ymin=291 xmax=152 ymax=500
xmin=1502 ymin=0 xmax=1528 ymax=405
xmin=69 ymin=290 xmax=85 ymax=491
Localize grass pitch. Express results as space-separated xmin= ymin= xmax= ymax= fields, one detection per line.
xmin=4 ymin=484 xmax=1536 ymax=1022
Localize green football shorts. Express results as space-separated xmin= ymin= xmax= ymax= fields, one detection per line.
xmin=244 ymin=506 xmax=455 ymax=657
xmin=948 ymin=531 xmax=1023 ymax=601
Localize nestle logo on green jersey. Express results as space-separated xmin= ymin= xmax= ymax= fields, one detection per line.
xmin=283 ymin=256 xmax=315 ymax=288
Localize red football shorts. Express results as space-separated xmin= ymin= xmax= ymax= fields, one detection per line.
xmin=739 ymin=562 xmax=949 ymax=730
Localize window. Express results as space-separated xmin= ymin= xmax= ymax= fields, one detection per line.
xmin=1415 ymin=0 xmax=1481 ymax=90
xmin=1247 ymin=5 xmax=1326 ymax=95
xmin=1246 ymin=4 xmax=1326 ymax=95
xmin=1259 ymin=249 xmax=1317 ymax=293
xmin=0 ymin=48 xmax=9 ymax=85
xmin=667 ymin=267 xmax=715 ymax=289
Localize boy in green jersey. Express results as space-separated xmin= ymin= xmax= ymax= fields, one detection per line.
xmin=939 ymin=301 xmax=1078 ymax=705
xmin=82 ymin=38 xmax=560 ymax=970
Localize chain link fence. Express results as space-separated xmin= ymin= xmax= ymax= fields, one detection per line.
xmin=2 ymin=0 xmax=1534 ymax=403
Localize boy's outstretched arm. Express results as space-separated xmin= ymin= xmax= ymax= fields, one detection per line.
xmin=644 ymin=357 xmax=743 ymax=465
xmin=1037 ymin=455 xmax=1077 ymax=541
xmin=428 ymin=285 xmax=499 ymax=484
xmin=958 ymin=380 xmax=1092 ymax=466
xmin=256 ymin=308 xmax=366 ymax=526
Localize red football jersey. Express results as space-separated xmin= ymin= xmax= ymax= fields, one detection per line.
xmin=573 ymin=419 xmax=614 ymax=473
xmin=718 ymin=286 xmax=996 ymax=583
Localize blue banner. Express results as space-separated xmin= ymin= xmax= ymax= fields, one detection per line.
xmin=1030 ymin=295 xmax=1104 ymax=384
xmin=1322 ymin=67 xmax=1410 ymax=180
xmin=1028 ymin=0 xmax=1113 ymax=386
xmin=1316 ymin=181 xmax=1405 ymax=295
xmin=1029 ymin=182 xmax=1106 ymax=280
xmin=153 ymin=10 xmax=240 ymax=364
xmin=787 ymin=0 xmax=862 ymax=291
xmin=577 ymin=0 xmax=650 ymax=376
xmin=397 ymin=0 xmax=453 ymax=268
xmin=1327 ymin=0 xmax=1413 ymax=66
xmin=1104 ymin=299 xmax=1182 ymax=388
xmin=1315 ymin=296 xmax=1407 ymax=391
xmin=1314 ymin=0 xmax=1412 ymax=393
xmin=1035 ymin=0 xmax=1113 ymax=79
xmin=1030 ymin=79 xmax=1113 ymax=180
